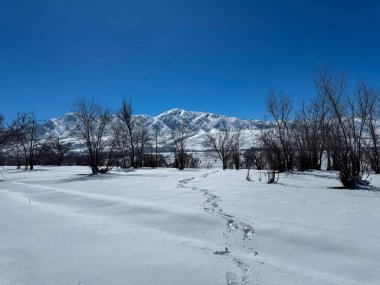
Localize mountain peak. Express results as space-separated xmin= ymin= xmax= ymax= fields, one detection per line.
xmin=160 ymin=108 xmax=193 ymax=116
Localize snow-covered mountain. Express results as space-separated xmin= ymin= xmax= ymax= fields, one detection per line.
xmin=42 ymin=109 xmax=267 ymax=150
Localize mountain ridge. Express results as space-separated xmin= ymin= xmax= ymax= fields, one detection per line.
xmin=42 ymin=108 xmax=266 ymax=150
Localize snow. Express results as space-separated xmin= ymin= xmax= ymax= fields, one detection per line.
xmin=1 ymin=166 xmax=380 ymax=284
xmin=41 ymin=109 xmax=264 ymax=151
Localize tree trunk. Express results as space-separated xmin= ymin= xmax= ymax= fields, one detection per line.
xmin=130 ymin=145 xmax=135 ymax=168
xmin=91 ymin=167 xmax=98 ymax=176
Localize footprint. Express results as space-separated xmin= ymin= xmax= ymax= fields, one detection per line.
xmin=227 ymin=219 xmax=238 ymax=231
xmin=233 ymin=258 xmax=254 ymax=285
xmin=214 ymin=247 xmax=230 ymax=255
xmin=226 ymin=272 xmax=239 ymax=285
xmin=243 ymin=228 xmax=253 ymax=239
xmin=177 ymin=174 xmax=256 ymax=284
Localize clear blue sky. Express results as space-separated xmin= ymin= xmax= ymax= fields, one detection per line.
xmin=0 ymin=0 xmax=379 ymax=121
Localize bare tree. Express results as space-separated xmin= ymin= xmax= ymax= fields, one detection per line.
xmin=259 ymin=126 xmax=285 ymax=172
xmin=134 ymin=121 xmax=152 ymax=167
xmin=230 ymin=128 xmax=242 ymax=169
xmin=293 ymin=96 xmax=328 ymax=171
xmin=202 ymin=124 xmax=237 ymax=170
xmin=152 ymin=124 xmax=162 ymax=167
xmin=171 ymin=124 xmax=190 ymax=170
xmin=183 ymin=153 xmax=201 ymax=169
xmin=315 ymin=69 xmax=369 ymax=188
xmin=71 ymin=99 xmax=115 ymax=175
xmin=10 ymin=112 xmax=47 ymax=170
xmin=0 ymin=113 xmax=5 ymax=141
xmin=47 ymin=135 xmax=73 ymax=166
xmin=359 ymin=82 xmax=380 ymax=173
xmin=0 ymin=113 xmax=8 ymax=164
xmin=265 ymin=90 xmax=294 ymax=171
xmin=258 ymin=126 xmax=281 ymax=184
xmin=243 ymin=146 xmax=265 ymax=170
xmin=113 ymin=120 xmax=130 ymax=168
xmin=118 ymin=98 xmax=136 ymax=168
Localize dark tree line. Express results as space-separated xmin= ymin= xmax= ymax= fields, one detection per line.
xmin=0 ymin=113 xmax=8 ymax=164
xmin=0 ymin=112 xmax=73 ymax=168
xmin=0 ymin=98 xmax=198 ymax=174
xmin=71 ymin=98 xmax=200 ymax=174
xmin=259 ymin=69 xmax=380 ymax=188
xmin=2 ymin=69 xmax=380 ymax=188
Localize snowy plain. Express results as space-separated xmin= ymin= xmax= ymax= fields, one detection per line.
xmin=0 ymin=166 xmax=379 ymax=285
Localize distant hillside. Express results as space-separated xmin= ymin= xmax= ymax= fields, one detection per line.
xmin=41 ymin=108 xmax=269 ymax=150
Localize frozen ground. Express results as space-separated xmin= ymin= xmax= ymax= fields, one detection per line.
xmin=0 ymin=166 xmax=379 ymax=285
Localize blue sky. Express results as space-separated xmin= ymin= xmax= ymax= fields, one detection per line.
xmin=0 ymin=0 xmax=379 ymax=121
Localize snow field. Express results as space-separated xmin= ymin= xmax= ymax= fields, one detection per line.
xmin=0 ymin=166 xmax=379 ymax=284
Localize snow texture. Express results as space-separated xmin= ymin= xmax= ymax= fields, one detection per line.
xmin=1 ymin=166 xmax=380 ymax=284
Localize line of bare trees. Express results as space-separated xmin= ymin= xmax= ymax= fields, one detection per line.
xmin=0 ymin=98 xmax=202 ymax=174
xmin=71 ymin=98 xmax=202 ymax=175
xmin=0 ymin=113 xmax=8 ymax=164
xmin=2 ymin=69 xmax=380 ymax=188
xmin=0 ymin=112 xmax=73 ymax=170
xmin=259 ymin=69 xmax=380 ymax=188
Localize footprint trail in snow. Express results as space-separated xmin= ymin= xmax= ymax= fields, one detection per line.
xmin=178 ymin=171 xmax=256 ymax=285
